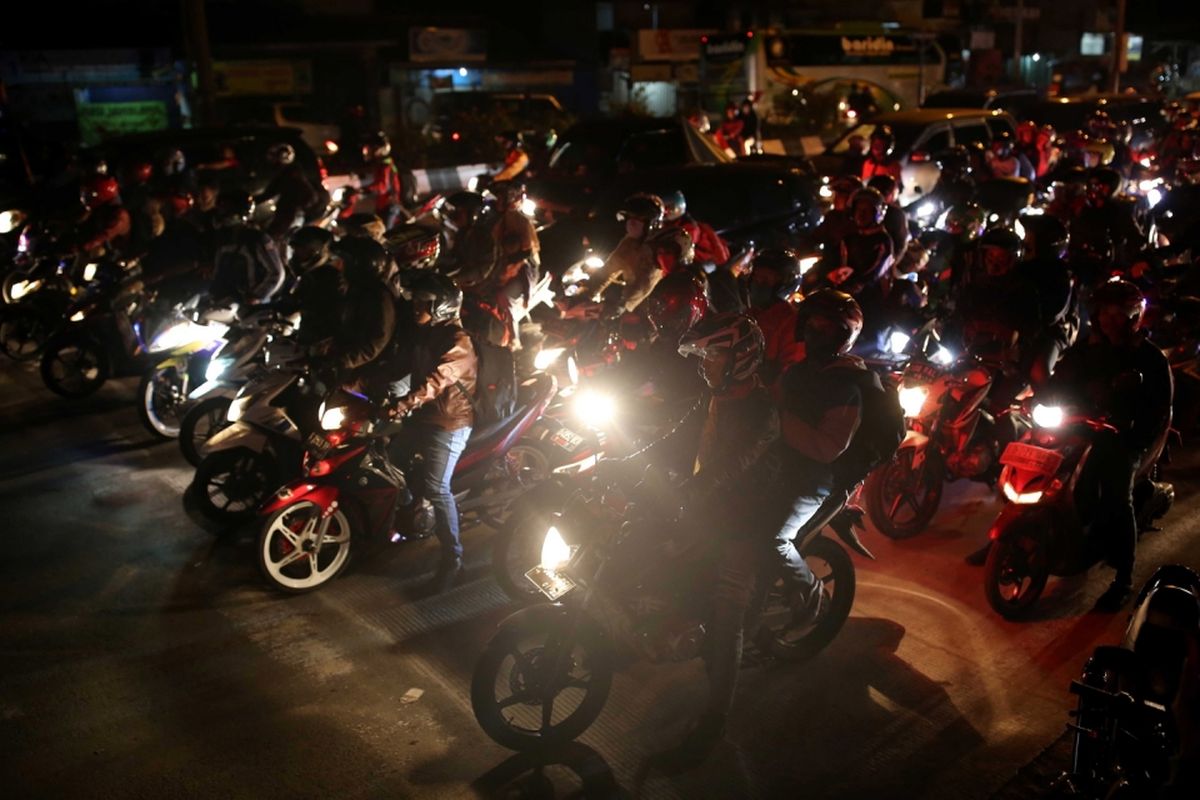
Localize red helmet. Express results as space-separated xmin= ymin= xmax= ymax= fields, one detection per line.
xmin=644 ymin=271 xmax=708 ymax=343
xmin=82 ymin=175 xmax=119 ymax=208
xmin=165 ymin=192 xmax=194 ymax=219
xmin=128 ymin=161 xmax=153 ymax=185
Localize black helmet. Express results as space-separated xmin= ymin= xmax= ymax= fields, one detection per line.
xmin=752 ymin=248 xmax=804 ymax=282
xmin=663 ymin=189 xmax=687 ymax=221
xmin=867 ymin=174 xmax=898 ymax=200
xmin=334 ymin=236 xmax=390 ymax=282
xmin=363 ymin=131 xmax=391 ymax=160
xmin=795 ymin=289 xmax=864 ymax=357
xmin=214 ymin=193 xmax=254 ymax=227
xmin=1022 ymin=215 xmax=1069 ymax=261
xmin=942 ymin=202 xmax=986 ymax=242
xmin=1088 ymin=279 xmax=1146 ymax=327
xmin=267 ymin=142 xmax=296 ymax=166
xmin=749 ymin=248 xmax=804 ymax=308
xmin=408 ymin=272 xmax=463 ymax=324
xmin=978 ymin=227 xmax=1024 ymax=276
xmin=616 ymin=193 xmax=665 ymax=230
xmin=849 ymin=186 xmax=886 ymax=226
xmin=289 ymin=226 xmax=334 ymax=272
xmin=870 ymin=125 xmax=896 ymax=156
xmin=830 ymin=174 xmax=862 ymax=196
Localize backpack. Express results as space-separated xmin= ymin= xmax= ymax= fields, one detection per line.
xmin=461 ymin=337 xmax=518 ymax=428
xmin=830 ymin=362 xmax=906 ymax=489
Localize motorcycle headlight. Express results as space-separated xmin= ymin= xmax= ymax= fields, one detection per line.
xmin=1147 ymin=188 xmax=1163 ymax=209
xmin=887 ymin=330 xmax=911 ymax=355
xmin=540 ymin=525 xmax=573 ymax=571
xmin=0 ymin=210 xmax=24 ymax=234
xmin=574 ymin=389 xmax=615 ymax=430
xmin=520 ymin=197 xmax=537 ymax=218
xmin=82 ymin=262 xmax=99 ymax=282
xmin=916 ymin=202 xmax=936 ymax=220
xmin=931 ymin=345 xmax=955 ymax=366
xmin=534 ymin=347 xmax=566 ymax=371
xmin=320 ymin=406 xmax=347 ymax=431
xmin=70 ymin=310 xmax=87 ymax=323
xmin=1032 ymin=404 xmax=1064 ymax=429
xmin=584 ymin=255 xmax=605 ymax=269
xmin=205 ymin=357 xmax=234 ymax=383
xmin=898 ymin=385 xmax=929 ymax=418
xmin=798 ymin=255 xmax=820 ymax=275
xmin=149 ymin=320 xmax=224 ymax=353
xmin=9 ymin=278 xmax=41 ymax=300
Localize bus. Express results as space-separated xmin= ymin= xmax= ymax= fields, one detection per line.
xmin=700 ymin=28 xmax=947 ymax=147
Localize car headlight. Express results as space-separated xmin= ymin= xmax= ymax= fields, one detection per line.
xmin=898 ymin=385 xmax=929 ymax=418
xmin=520 ymin=197 xmax=537 ymax=217
xmin=584 ymin=255 xmax=605 ymax=269
xmin=887 ymin=330 xmax=911 ymax=355
xmin=149 ymin=320 xmax=225 ymax=352
xmin=205 ymin=357 xmax=234 ymax=383
xmin=574 ymin=389 xmax=615 ymax=430
xmin=0 ymin=210 xmax=24 ymax=234
xmin=82 ymin=262 xmax=99 ymax=282
xmin=931 ymin=346 xmax=955 ymax=366
xmin=1032 ymin=404 xmax=1064 ymax=429
xmin=916 ymin=202 xmax=936 ymax=220
xmin=534 ymin=347 xmax=566 ymax=371
xmin=540 ymin=525 xmax=573 ymax=571
xmin=320 ymin=406 xmax=347 ymax=431
xmin=9 ymin=278 xmax=41 ymax=300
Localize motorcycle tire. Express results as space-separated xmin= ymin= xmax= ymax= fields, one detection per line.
xmin=40 ymin=335 xmax=110 ymax=399
xmin=258 ymin=499 xmax=355 ymax=594
xmin=491 ymin=507 xmax=555 ymax=603
xmin=190 ymin=447 xmax=280 ymax=529
xmin=864 ymin=448 xmax=944 ymax=539
xmin=138 ymin=367 xmax=185 ymax=439
xmin=0 ymin=305 xmax=51 ymax=362
xmin=178 ymin=397 xmax=233 ymax=467
xmin=471 ymin=609 xmax=613 ymax=752
xmin=753 ymin=536 xmax=856 ymax=664
xmin=984 ymin=527 xmax=1049 ymax=620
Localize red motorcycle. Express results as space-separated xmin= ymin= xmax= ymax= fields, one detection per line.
xmin=256 ymin=374 xmax=558 ymax=593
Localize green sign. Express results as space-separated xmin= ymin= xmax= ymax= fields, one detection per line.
xmin=76 ymin=101 xmax=169 ymax=146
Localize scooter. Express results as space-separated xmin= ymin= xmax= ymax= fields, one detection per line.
xmin=982 ymin=403 xmax=1173 ymax=619
xmin=255 ymin=373 xmax=558 ymax=593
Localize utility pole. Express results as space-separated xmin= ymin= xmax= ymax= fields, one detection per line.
xmin=1110 ymin=0 xmax=1127 ymax=92
xmin=182 ymin=0 xmax=217 ymax=125
xmin=1012 ymin=0 xmax=1025 ymax=85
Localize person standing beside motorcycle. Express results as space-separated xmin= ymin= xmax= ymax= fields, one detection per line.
xmin=590 ymin=193 xmax=667 ymax=314
xmin=745 ymin=248 xmax=805 ymax=385
xmin=386 ymin=273 xmax=477 ymax=594
xmin=75 ymin=174 xmax=132 ymax=256
xmin=492 ymin=131 xmax=530 ymax=182
xmin=256 ymin=142 xmax=323 ymax=242
xmin=360 ymin=131 xmax=405 ymax=229
xmin=208 ymin=194 xmax=287 ymax=308
xmin=662 ymin=190 xmax=730 ymax=268
xmin=1043 ymin=280 xmax=1173 ymax=611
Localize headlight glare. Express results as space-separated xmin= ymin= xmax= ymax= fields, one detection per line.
xmin=205 ymin=357 xmax=233 ymax=383
xmin=574 ymin=389 xmax=615 ymax=430
xmin=320 ymin=406 xmax=347 ymax=431
xmin=540 ymin=526 xmax=573 ymax=571
xmin=898 ymin=386 xmax=929 ymax=418
xmin=534 ymin=347 xmax=566 ymax=371
xmin=1032 ymin=404 xmax=1064 ymax=429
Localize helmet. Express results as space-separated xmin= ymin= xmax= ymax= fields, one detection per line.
xmin=795 ymin=289 xmax=863 ymax=357
xmin=616 ymin=193 xmax=665 ymax=231
xmin=495 ymin=130 xmax=524 ymax=148
xmin=1087 ymin=167 xmax=1122 ymax=200
xmin=214 ymin=193 xmax=254 ymax=227
xmin=662 ymin=189 xmax=687 ymax=222
xmin=1022 ymin=215 xmax=1070 ymax=261
xmin=749 ymin=248 xmax=804 ymax=308
xmin=363 ymin=131 xmax=392 ymax=160
xmin=849 ymin=186 xmax=886 ymax=226
xmin=869 ymin=125 xmax=895 ymax=157
xmin=644 ymin=271 xmax=708 ymax=343
xmin=978 ymin=227 xmax=1024 ymax=277
xmin=1081 ymin=138 xmax=1116 ymax=168
xmin=339 ymin=213 xmax=387 ymax=243
xmin=81 ymin=175 xmax=119 ymax=208
xmin=489 ymin=180 xmax=526 ymax=209
xmin=407 ymin=272 xmax=463 ymax=324
xmin=267 ymin=142 xmax=296 ymax=166
xmin=866 ymin=174 xmax=897 ymax=200
xmin=289 ymin=226 xmax=334 ymax=273
xmin=752 ymin=248 xmax=804 ymax=283
xmin=1088 ymin=279 xmax=1146 ymax=329
xmin=334 ymin=236 xmax=391 ymax=282
xmin=677 ymin=312 xmax=765 ymax=391
xmin=941 ymin=203 xmax=986 ymax=242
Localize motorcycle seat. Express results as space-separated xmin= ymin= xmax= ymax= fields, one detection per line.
xmin=1128 ymin=585 xmax=1200 ymax=704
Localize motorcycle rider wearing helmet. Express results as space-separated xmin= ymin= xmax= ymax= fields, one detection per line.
xmin=986 ymin=131 xmax=1036 ymax=180
xmin=208 ymin=194 xmax=286 ymax=307
xmin=591 ymin=193 xmax=667 ymax=313
xmin=1041 ymin=280 xmax=1173 ymax=611
xmin=861 ymin=125 xmax=903 ymax=187
xmin=256 ymin=141 xmax=323 ymax=241
xmin=820 ymin=188 xmax=893 ymax=339
xmin=492 ymin=131 xmax=530 ymax=182
xmin=1072 ymin=167 xmax=1143 ymax=278
xmin=1015 ymin=121 xmax=1046 ymax=177
xmin=76 ymin=174 xmax=132 ymax=256
xmin=486 ymin=180 xmax=541 ymax=348
xmin=324 ymin=236 xmax=397 ymax=379
xmin=277 ymin=226 xmax=345 ymax=347
xmin=361 ymin=131 xmax=405 ymax=229
xmin=662 ymin=189 xmax=730 ymax=268
xmin=440 ymin=191 xmax=494 ymax=280
xmin=386 ymin=272 xmax=477 ymax=593
xmin=867 ymin=174 xmax=909 ymax=260
xmin=746 ymin=248 xmax=806 ymax=384
xmin=813 ymin=175 xmax=862 ymax=258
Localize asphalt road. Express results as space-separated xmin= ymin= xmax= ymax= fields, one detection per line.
xmin=2 ymin=359 xmax=1199 ymax=800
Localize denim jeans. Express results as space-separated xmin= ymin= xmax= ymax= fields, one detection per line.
xmin=402 ymin=425 xmax=471 ymax=562
xmin=767 ymin=487 xmax=827 ymax=611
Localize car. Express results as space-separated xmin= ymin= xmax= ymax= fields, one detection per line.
xmin=922 ymin=88 xmax=1039 ymax=117
xmin=1018 ymin=95 xmax=1165 ymax=148
xmin=813 ymin=108 xmax=1017 ymax=205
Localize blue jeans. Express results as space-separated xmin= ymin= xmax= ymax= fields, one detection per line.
xmin=766 ymin=487 xmax=827 ymax=610
xmin=410 ymin=425 xmax=471 ymax=562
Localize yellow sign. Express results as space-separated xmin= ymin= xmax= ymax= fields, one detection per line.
xmin=213 ymin=60 xmax=312 ymax=97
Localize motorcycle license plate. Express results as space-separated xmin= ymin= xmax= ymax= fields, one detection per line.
xmin=306 ymin=432 xmax=332 ymax=459
xmin=550 ymin=428 xmax=585 ymax=453
xmin=525 ymin=565 xmax=577 ymax=601
xmin=1000 ymin=443 xmax=1063 ymax=476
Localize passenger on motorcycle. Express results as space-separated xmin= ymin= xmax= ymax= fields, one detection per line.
xmin=591 ymin=193 xmax=667 ymax=313
xmin=1072 ymin=167 xmax=1144 ymax=279
xmin=76 ymin=174 xmax=132 ymax=256
xmin=986 ymin=131 xmax=1036 ymax=180
xmin=492 ymin=131 xmax=530 ymax=182
xmin=861 ymin=125 xmax=903 ymax=188
xmin=813 ymin=175 xmax=861 ymax=258
xmin=208 ymin=194 xmax=286 ymax=307
xmin=745 ymin=248 xmax=805 ymax=384
xmin=386 ymin=272 xmax=477 ymax=594
xmin=256 ymin=142 xmax=324 ymax=241
xmin=281 ymin=226 xmax=345 ymax=347
xmin=1043 ymin=281 xmax=1174 ymax=611
xmin=662 ymin=189 xmax=730 ymax=268
xmin=325 ymin=236 xmax=397 ymax=378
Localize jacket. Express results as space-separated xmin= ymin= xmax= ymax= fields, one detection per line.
xmin=393 ymin=322 xmax=477 ymax=431
xmin=332 ymin=271 xmax=395 ymax=374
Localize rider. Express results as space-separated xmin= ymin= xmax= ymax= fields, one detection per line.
xmin=986 ymin=131 xmax=1036 ymax=180
xmin=281 ymin=226 xmax=345 ymax=348
xmin=861 ymin=125 xmax=903 ymax=188
xmin=590 ymin=193 xmax=667 ymax=314
xmin=1042 ymin=280 xmax=1174 ymax=611
xmin=208 ymin=194 xmax=287 ymax=308
xmin=745 ymin=248 xmax=806 ymax=384
xmin=76 ymin=174 xmax=132 ymax=256
xmin=492 ymin=131 xmax=530 ymax=182
xmin=386 ymin=272 xmax=477 ymax=594
xmin=1072 ymin=167 xmax=1144 ymax=278
xmin=662 ymin=189 xmax=730 ymax=268
xmin=326 ymin=236 xmax=398 ymax=379
xmin=487 ymin=180 xmax=541 ymax=348
xmin=1014 ymin=121 xmax=1045 ymax=177
xmin=828 ymin=188 xmax=893 ymax=347
xmin=257 ymin=142 xmax=323 ymax=241
xmin=867 ymin=174 xmax=909 ymax=259
xmin=813 ymin=175 xmax=861 ymax=259
xmin=361 ymin=131 xmax=405 ymax=229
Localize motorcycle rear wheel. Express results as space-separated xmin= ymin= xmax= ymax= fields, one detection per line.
xmin=138 ymin=367 xmax=186 ymax=439
xmin=864 ymin=447 xmax=944 ymax=539
xmin=753 ymin=536 xmax=856 ymax=663
xmin=178 ymin=397 xmax=233 ymax=467
xmin=258 ymin=500 xmax=353 ymax=594
xmin=471 ymin=611 xmax=613 ymax=752
xmin=40 ymin=336 xmax=109 ymax=398
xmin=190 ymin=447 xmax=279 ymax=528
xmin=984 ymin=528 xmax=1049 ymax=619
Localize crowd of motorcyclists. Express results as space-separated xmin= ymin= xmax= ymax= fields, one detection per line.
xmin=3 ymin=99 xmax=1200 ymax=792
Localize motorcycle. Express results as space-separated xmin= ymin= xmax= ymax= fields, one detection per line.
xmin=255 ymin=374 xmax=558 ymax=593
xmin=138 ymin=303 xmax=234 ymax=439
xmin=1058 ymin=565 xmax=1200 ymax=798
xmin=982 ymin=403 xmax=1173 ymax=619
xmin=470 ymin=472 xmax=874 ymax=751
xmin=864 ymin=332 xmax=1028 ymax=539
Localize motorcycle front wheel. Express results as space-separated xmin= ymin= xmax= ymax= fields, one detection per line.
xmin=491 ymin=507 xmax=556 ymax=603
xmin=138 ymin=366 xmax=186 ymax=439
xmin=984 ymin=527 xmax=1049 ymax=619
xmin=190 ymin=447 xmax=280 ymax=528
xmin=40 ymin=335 xmax=109 ymax=398
xmin=178 ymin=396 xmax=233 ymax=466
xmin=258 ymin=499 xmax=353 ymax=594
xmin=471 ymin=610 xmax=614 ymax=752
xmin=0 ymin=305 xmax=52 ymax=362
xmin=864 ymin=447 xmax=944 ymax=539
xmin=752 ymin=536 xmax=856 ymax=663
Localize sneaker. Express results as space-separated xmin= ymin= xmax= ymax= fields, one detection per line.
xmin=1094 ymin=580 xmax=1133 ymax=613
